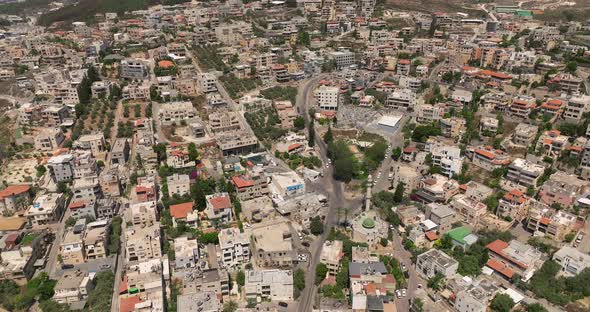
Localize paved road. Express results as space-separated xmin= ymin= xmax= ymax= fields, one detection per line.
xmin=391 ymin=228 xmax=422 ymax=311
xmin=295 ymin=75 xmax=350 ymax=312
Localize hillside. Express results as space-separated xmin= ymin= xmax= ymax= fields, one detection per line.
xmin=37 ymin=0 xmax=188 ymax=26
xmin=385 ymin=0 xmax=485 ymax=17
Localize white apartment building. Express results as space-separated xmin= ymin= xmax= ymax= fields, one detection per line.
xmin=125 ymin=223 xmax=162 ymax=262
xmin=386 ymin=88 xmax=420 ymax=111
xmin=427 ymin=143 xmax=463 ymax=178
xmin=330 ymin=50 xmax=355 ymax=68
xmin=158 ymin=101 xmax=197 ymax=125
xmin=244 ymin=270 xmax=294 ymax=301
xmin=47 ymin=154 xmax=75 ymax=182
xmin=553 ymin=246 xmax=590 ymax=277
xmin=34 ymin=128 xmax=65 ymax=151
xmin=120 ymin=59 xmax=149 ymax=79
xmin=167 ymin=174 xmax=190 ymax=197
xmin=25 ymin=192 xmax=65 ymax=227
xmin=199 ymin=72 xmax=218 ymax=93
xmin=563 ymin=95 xmax=590 ymax=121
xmin=315 ymin=85 xmax=339 ymax=111
xmin=219 ymin=227 xmax=250 ymax=268
xmin=174 ymin=237 xmax=199 ymax=269
xmin=416 ymin=249 xmax=458 ymax=279
xmin=506 ymin=158 xmax=545 ymax=188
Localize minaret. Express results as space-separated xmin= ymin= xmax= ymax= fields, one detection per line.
xmin=365 ymin=174 xmax=373 ymax=210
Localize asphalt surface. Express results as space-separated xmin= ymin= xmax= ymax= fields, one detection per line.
xmin=295 ymin=75 xmax=350 ymax=312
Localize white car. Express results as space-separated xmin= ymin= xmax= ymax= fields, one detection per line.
xmin=401 ymin=289 xmax=407 ymax=297
xmin=395 ymin=290 xmax=401 ymax=298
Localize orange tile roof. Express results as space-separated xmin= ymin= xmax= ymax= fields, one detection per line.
xmin=209 ymin=194 xmax=231 ymax=210
xmin=68 ymin=201 xmax=87 ymax=210
xmin=288 ymin=143 xmax=303 ymax=152
xmin=475 ymin=148 xmax=495 ymax=159
xmin=232 ymin=175 xmax=254 ymax=188
xmin=486 ymin=259 xmax=514 ymax=278
xmin=425 ymin=231 xmax=439 ymax=241
xmin=0 ymin=185 xmax=30 ymax=200
xmin=398 ymin=59 xmax=411 ymax=65
xmin=170 ymin=202 xmax=193 ymax=219
xmin=120 ymin=295 xmax=142 ymax=312
xmin=158 ymin=60 xmax=174 ymax=68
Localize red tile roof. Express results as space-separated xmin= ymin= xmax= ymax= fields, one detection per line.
xmin=208 ymin=194 xmax=231 ymax=210
xmin=486 ymin=259 xmax=514 ymax=278
xmin=170 ymin=202 xmax=193 ymax=219
xmin=425 ymin=231 xmax=439 ymax=241
xmin=158 ymin=60 xmax=174 ymax=68
xmin=398 ymin=59 xmax=411 ymax=65
xmin=120 ymin=295 xmax=142 ymax=312
xmin=232 ymin=175 xmax=254 ymax=189
xmin=68 ymin=201 xmax=87 ymax=210
xmin=288 ymin=143 xmax=303 ymax=152
xmin=0 ymin=185 xmax=30 ymax=200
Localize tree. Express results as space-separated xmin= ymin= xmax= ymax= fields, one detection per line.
xmin=222 ymin=300 xmax=238 ymax=312
xmin=490 ymin=294 xmax=515 ymax=312
xmin=236 ymin=270 xmax=245 ymax=287
xmin=308 ymin=120 xmax=315 ymax=147
xmin=566 ymin=61 xmax=578 ymax=74
xmin=391 ymin=147 xmax=402 ymax=160
xmin=333 ymin=157 xmax=354 ymax=182
xmin=293 ymin=116 xmax=305 ymax=130
xmin=565 ymin=233 xmax=575 ymax=243
xmin=393 ymin=182 xmax=405 ymax=203
xmin=294 ymin=268 xmax=306 ymax=290
xmin=324 ymin=126 xmax=333 ymax=143
xmin=188 ymin=143 xmax=199 ymax=162
xmin=526 ymin=303 xmax=548 ymax=312
xmin=36 ymin=165 xmax=47 ymax=177
xmin=380 ymin=237 xmax=388 ymax=246
xmin=315 ymin=263 xmax=328 ymax=285
xmin=427 ymin=272 xmax=445 ymax=291
xmin=310 ymin=216 xmax=324 ymax=235
xmin=65 ymin=217 xmax=76 ymax=227
xmin=56 ymin=181 xmax=69 ymax=195
xmin=297 ymin=30 xmax=310 ymax=46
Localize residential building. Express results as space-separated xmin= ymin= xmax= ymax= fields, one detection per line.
xmin=120 ymin=59 xmax=149 ymax=79
xmin=480 ymin=117 xmax=499 ymax=134
xmin=231 ymin=173 xmax=269 ymax=201
xmin=251 ymin=221 xmax=295 ymax=268
xmin=125 ymin=223 xmax=162 ymax=262
xmin=553 ymin=246 xmax=590 ymax=276
xmin=34 ymin=128 xmax=64 ymax=151
xmin=440 ymin=117 xmax=466 ymax=139
xmin=414 ymin=174 xmax=461 ymax=203
xmin=198 ymin=72 xmax=217 ymax=93
xmin=53 ymin=271 xmax=94 ymax=304
xmin=244 ymin=270 xmax=294 ymax=301
xmin=166 ymin=174 xmax=190 ymax=197
xmin=158 ymin=101 xmax=197 ymax=125
xmin=497 ymin=189 xmax=529 ymax=222
xmin=539 ymin=171 xmax=588 ymax=208
xmin=174 ymin=237 xmax=199 ymax=269
xmin=166 ymin=149 xmax=195 ymax=169
xmin=450 ymin=194 xmax=487 ymax=227
xmin=73 ymin=133 xmax=107 ymax=156
xmin=110 ymin=138 xmax=130 ymax=165
xmin=269 ymin=171 xmax=305 ymax=201
xmin=506 ymin=158 xmax=545 ymax=188
xmin=177 ymin=292 xmax=220 ymax=312
xmin=71 ymin=177 xmax=102 ymax=205
xmin=512 ymin=123 xmax=538 ymax=147
xmin=386 ymin=88 xmax=419 ymax=111
xmin=526 ymin=206 xmax=582 ymax=241
xmin=127 ymin=201 xmax=158 ymax=227
xmin=47 ymin=154 xmax=75 ymax=182
xmin=564 ymin=95 xmax=590 ymax=120
xmin=0 ymin=184 xmax=31 ymax=215
xmin=25 ymin=192 xmax=65 ymax=227
xmin=68 ymin=200 xmax=97 ymax=220
xmin=217 ymin=133 xmax=259 ymax=156
xmin=96 ymin=197 xmax=118 ymax=219
xmin=392 ymin=163 xmax=421 ymax=196
xmin=510 ymin=96 xmax=536 ymax=118
xmin=320 ymin=240 xmax=343 ymax=276
xmin=470 ymin=146 xmax=511 ymax=171
xmin=83 ymin=220 xmax=108 ymax=260
xmin=537 ymin=130 xmax=570 ymax=157
xmin=427 ymin=141 xmax=463 ymax=178
xmin=330 ymin=50 xmax=355 ymax=68
xmin=415 ymin=103 xmax=445 ymax=124
xmin=208 ymin=111 xmax=243 ymax=134
xmin=219 ymin=227 xmax=250 ymax=268
xmin=486 ymin=239 xmax=543 ymax=281
xmin=425 ymin=203 xmax=457 ymax=234
xmin=315 ymin=85 xmax=339 ymax=111
xmin=205 ymin=192 xmax=232 ymax=223
xmin=416 ymin=249 xmax=458 ymax=279
xmin=60 ymin=230 xmax=85 ymax=265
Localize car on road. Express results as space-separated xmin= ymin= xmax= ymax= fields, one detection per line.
xmin=417 ymin=284 xmax=423 ymax=289
xmin=401 ymin=289 xmax=407 ymax=297
xmin=401 ymin=263 xmax=407 ymax=271
xmin=301 ymin=241 xmax=310 ymax=247
xmin=99 ymin=264 xmax=111 ymax=270
xmin=395 ymin=290 xmax=401 ymax=298
xmin=278 ymin=302 xmax=288 ymax=308
xmin=61 ymin=264 xmax=74 ymax=270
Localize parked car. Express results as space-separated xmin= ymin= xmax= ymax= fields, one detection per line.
xmin=278 ymin=302 xmax=288 ymax=308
